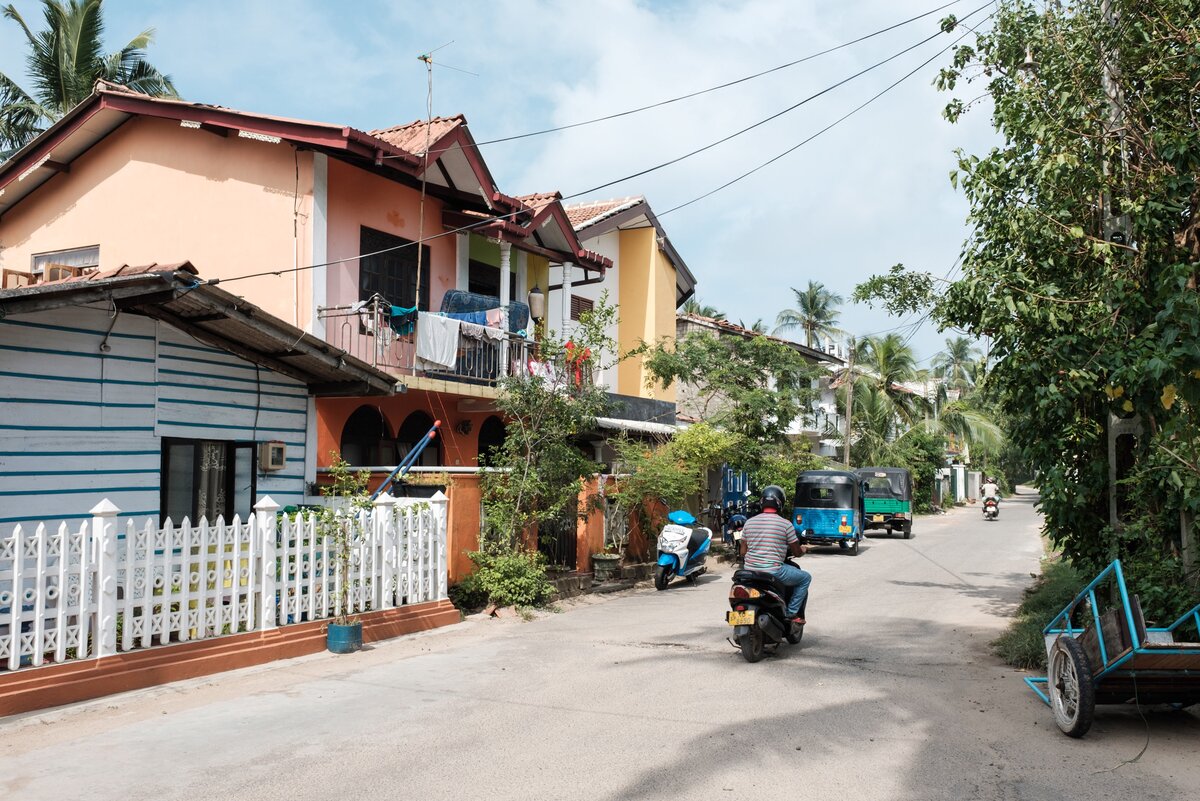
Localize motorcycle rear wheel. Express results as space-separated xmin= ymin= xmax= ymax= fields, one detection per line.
xmin=739 ymin=625 xmax=765 ymax=663
xmin=654 ymin=565 xmax=671 ymax=591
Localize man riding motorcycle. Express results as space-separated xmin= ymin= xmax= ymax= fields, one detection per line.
xmin=981 ymin=477 xmax=1001 ymax=504
xmin=738 ymin=486 xmax=812 ymax=624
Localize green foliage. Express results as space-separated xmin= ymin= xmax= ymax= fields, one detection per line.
xmin=856 ymin=0 xmax=1200 ymax=617
xmin=645 ymin=325 xmax=821 ymax=472
xmin=994 ymin=559 xmax=1085 ymax=669
xmin=773 ymin=280 xmax=844 ymax=347
xmin=466 ymin=550 xmax=555 ymax=609
xmin=1 ymin=0 xmax=179 ymax=156
xmin=888 ymin=427 xmax=946 ymax=514
xmin=317 ymin=454 xmax=372 ymax=625
xmin=750 ymin=444 xmax=826 ymax=492
xmin=480 ymin=298 xmax=618 ymax=553
xmin=680 ymin=297 xmax=725 ymax=321
xmin=448 ymin=571 xmax=489 ymax=613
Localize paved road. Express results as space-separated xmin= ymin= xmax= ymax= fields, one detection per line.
xmin=3 ymin=489 xmax=1198 ymax=800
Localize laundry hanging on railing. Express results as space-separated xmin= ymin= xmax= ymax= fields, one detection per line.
xmin=389 ymin=305 xmax=418 ymax=335
xmin=415 ymin=312 xmax=461 ymax=370
xmin=441 ymin=310 xmax=490 ymax=327
xmin=439 ymin=289 xmax=529 ymax=334
xmin=460 ymin=320 xmax=504 ymax=341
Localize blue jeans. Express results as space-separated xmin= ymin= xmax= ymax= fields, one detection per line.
xmin=772 ymin=562 xmax=811 ymax=618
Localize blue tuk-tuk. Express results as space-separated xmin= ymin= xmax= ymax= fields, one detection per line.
xmin=792 ymin=470 xmax=864 ymax=556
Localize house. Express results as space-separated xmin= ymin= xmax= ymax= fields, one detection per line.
xmin=0 ymin=262 xmax=396 ymax=530
xmin=0 ymin=82 xmax=646 ymax=578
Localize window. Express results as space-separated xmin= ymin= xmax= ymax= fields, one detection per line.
xmin=570 ymin=294 xmax=594 ymax=321
xmin=397 ymin=411 xmax=441 ymax=467
xmin=340 ymin=405 xmax=396 ymax=466
xmin=467 ymin=259 xmax=517 ymax=300
xmin=31 ymin=245 xmax=99 ymax=280
xmin=161 ymin=439 xmax=256 ymax=522
xmin=359 ymin=227 xmax=430 ymax=310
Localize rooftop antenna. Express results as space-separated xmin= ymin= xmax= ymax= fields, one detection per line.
xmin=412 ymin=42 xmax=477 ymax=316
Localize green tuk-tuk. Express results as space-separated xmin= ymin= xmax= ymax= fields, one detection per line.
xmin=856 ymin=467 xmax=913 ymax=539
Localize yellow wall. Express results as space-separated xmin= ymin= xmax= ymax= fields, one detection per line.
xmin=0 ymin=117 xmax=315 ymax=327
xmin=616 ymin=227 xmax=676 ymax=403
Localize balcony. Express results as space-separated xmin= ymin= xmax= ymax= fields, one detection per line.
xmin=320 ymin=296 xmax=540 ymax=387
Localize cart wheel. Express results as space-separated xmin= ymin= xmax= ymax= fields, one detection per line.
xmin=1049 ymin=636 xmax=1095 ymax=738
xmin=785 ymin=621 xmax=804 ymax=645
xmin=740 ymin=625 xmax=765 ymax=663
xmin=654 ymin=565 xmax=671 ymax=591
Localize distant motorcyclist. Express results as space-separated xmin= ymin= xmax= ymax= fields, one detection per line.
xmin=981 ymin=478 xmax=1001 ymax=504
xmin=739 ymin=486 xmax=811 ymax=624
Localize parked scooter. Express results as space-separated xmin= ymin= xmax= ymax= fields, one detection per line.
xmin=655 ymin=511 xmax=712 ymax=590
xmin=983 ymin=498 xmax=999 ymax=521
xmin=728 ymin=514 xmax=747 ymax=565
xmin=726 ymin=559 xmax=805 ymax=662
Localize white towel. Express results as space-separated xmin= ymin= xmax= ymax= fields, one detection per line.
xmin=415 ymin=312 xmax=460 ymax=369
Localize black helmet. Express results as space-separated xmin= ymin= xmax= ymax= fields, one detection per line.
xmin=761 ymin=485 xmax=786 ymax=512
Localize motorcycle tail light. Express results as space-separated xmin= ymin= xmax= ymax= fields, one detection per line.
xmin=730 ymin=586 xmax=761 ymax=600
xmin=841 ymin=515 xmax=848 ymax=525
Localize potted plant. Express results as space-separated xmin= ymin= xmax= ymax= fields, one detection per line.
xmin=318 ymin=455 xmax=372 ymax=654
xmin=592 ymin=489 xmax=629 ymax=584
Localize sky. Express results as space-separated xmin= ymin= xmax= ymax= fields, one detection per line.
xmin=0 ymin=0 xmax=1000 ymax=365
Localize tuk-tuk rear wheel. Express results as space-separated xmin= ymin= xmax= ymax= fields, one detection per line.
xmin=903 ymin=523 xmax=913 ymax=540
xmin=849 ymin=538 xmax=860 ymax=556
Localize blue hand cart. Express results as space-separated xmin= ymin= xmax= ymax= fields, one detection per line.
xmin=1025 ymin=559 xmax=1200 ymax=737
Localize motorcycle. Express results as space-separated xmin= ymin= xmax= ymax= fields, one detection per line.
xmin=983 ymin=497 xmax=999 ymax=521
xmin=654 ymin=510 xmax=712 ymax=591
xmin=726 ymin=559 xmax=805 ymax=662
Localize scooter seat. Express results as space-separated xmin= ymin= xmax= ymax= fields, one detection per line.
xmin=732 ymin=568 xmax=789 ymax=597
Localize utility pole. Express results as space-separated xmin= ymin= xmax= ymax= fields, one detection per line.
xmin=843 ymin=343 xmax=854 ymax=469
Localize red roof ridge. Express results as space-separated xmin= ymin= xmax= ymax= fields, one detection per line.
xmin=370 ymin=114 xmax=467 ymax=136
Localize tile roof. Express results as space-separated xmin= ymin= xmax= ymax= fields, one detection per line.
xmin=563 ymin=196 xmax=644 ymax=230
xmin=370 ymin=115 xmax=466 ymax=156
xmin=36 ymin=262 xmax=197 ymax=287
xmin=514 ymin=192 xmax=561 ymax=215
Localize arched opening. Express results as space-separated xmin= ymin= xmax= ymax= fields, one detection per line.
xmin=477 ymin=415 xmax=507 ymax=467
xmin=340 ymin=406 xmax=396 ymax=466
xmin=398 ymin=410 xmax=441 ymax=467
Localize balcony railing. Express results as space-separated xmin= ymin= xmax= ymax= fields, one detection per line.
xmin=319 ymin=296 xmax=539 ymax=386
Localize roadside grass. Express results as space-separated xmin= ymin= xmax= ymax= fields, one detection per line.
xmin=993 ymin=557 xmax=1084 ymax=670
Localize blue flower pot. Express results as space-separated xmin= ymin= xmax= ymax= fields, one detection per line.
xmin=326 ymin=621 xmax=363 ymax=654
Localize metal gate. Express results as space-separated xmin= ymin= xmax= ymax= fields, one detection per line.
xmin=537 ymin=514 xmax=578 ymax=571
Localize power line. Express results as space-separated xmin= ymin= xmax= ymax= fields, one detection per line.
xmin=657 ymin=5 xmax=994 ymax=217
xmin=471 ymin=0 xmax=968 ymax=147
xmin=212 ymin=4 xmax=992 ymax=288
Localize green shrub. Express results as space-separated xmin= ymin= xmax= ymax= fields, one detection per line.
xmin=448 ymin=571 xmax=488 ymax=613
xmin=468 ymin=550 xmax=555 ymax=608
xmin=993 ymin=559 xmax=1084 ymax=669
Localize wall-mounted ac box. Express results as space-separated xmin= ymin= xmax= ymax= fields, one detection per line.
xmin=260 ymin=440 xmax=287 ymax=472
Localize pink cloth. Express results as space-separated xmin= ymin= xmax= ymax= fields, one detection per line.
xmin=485 ymin=308 xmax=503 ymax=328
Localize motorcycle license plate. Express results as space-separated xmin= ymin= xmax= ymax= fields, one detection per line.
xmin=872 ymin=514 xmax=884 ymax=523
xmin=726 ymin=610 xmax=755 ymax=626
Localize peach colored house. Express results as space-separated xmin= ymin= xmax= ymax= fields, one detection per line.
xmin=0 ymin=82 xmax=616 ymax=579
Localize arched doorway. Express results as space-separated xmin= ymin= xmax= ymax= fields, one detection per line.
xmin=477 ymin=415 xmax=507 ymax=467
xmin=398 ymin=410 xmax=441 ymax=467
xmin=340 ymin=406 xmax=396 ymax=466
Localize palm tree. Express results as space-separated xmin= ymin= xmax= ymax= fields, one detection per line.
xmin=739 ymin=318 xmax=767 ymax=333
xmin=680 ymin=297 xmax=725 ymax=321
xmin=931 ymin=336 xmax=982 ymax=393
xmin=773 ymin=281 xmax=843 ymax=347
xmin=854 ymin=333 xmax=923 ymax=424
xmin=0 ymin=0 xmax=178 ymax=156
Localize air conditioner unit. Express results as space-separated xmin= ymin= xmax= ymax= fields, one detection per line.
xmin=259 ymin=440 xmax=287 ymax=472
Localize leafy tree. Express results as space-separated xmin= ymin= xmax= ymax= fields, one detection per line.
xmin=644 ymin=327 xmax=821 ymax=467
xmin=0 ymin=0 xmax=178 ymax=156
xmin=857 ymin=1 xmax=1200 ymax=614
xmin=773 ymin=281 xmax=844 ymax=347
xmin=680 ymin=297 xmax=725 ymax=321
xmin=931 ymin=336 xmax=982 ymax=392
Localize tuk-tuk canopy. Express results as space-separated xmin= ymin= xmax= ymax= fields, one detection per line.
xmin=856 ymin=467 xmax=912 ymax=499
xmin=794 ymin=470 xmax=860 ymax=509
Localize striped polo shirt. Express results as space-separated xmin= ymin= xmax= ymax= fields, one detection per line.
xmin=742 ymin=512 xmax=798 ymax=570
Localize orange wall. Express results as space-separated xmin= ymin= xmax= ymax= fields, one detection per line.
xmin=325 ymin=159 xmax=456 ymax=310
xmin=0 ymin=117 xmax=315 ymax=327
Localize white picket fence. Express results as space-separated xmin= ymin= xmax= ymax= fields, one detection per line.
xmin=0 ymin=493 xmax=447 ymax=672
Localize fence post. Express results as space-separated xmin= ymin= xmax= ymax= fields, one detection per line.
xmin=430 ymin=491 xmax=449 ymax=600
xmin=89 ymin=499 xmax=120 ymax=658
xmin=374 ymin=492 xmax=398 ymax=610
xmin=255 ymin=496 xmax=280 ymax=630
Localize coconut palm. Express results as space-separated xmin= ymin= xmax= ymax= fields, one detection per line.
xmin=0 ymin=0 xmax=179 ymax=156
xmin=931 ymin=336 xmax=982 ymax=392
xmin=773 ymin=281 xmax=843 ymax=347
xmin=680 ymin=297 xmax=725 ymax=321
xmin=853 ymin=333 xmax=923 ymax=424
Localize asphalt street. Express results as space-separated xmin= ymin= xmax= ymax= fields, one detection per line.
xmin=2 ymin=488 xmax=1198 ymax=800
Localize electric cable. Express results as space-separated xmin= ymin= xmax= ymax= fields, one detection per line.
xmin=211 ymin=4 xmax=992 ymax=288
xmin=470 ymin=0 xmax=969 ymax=147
